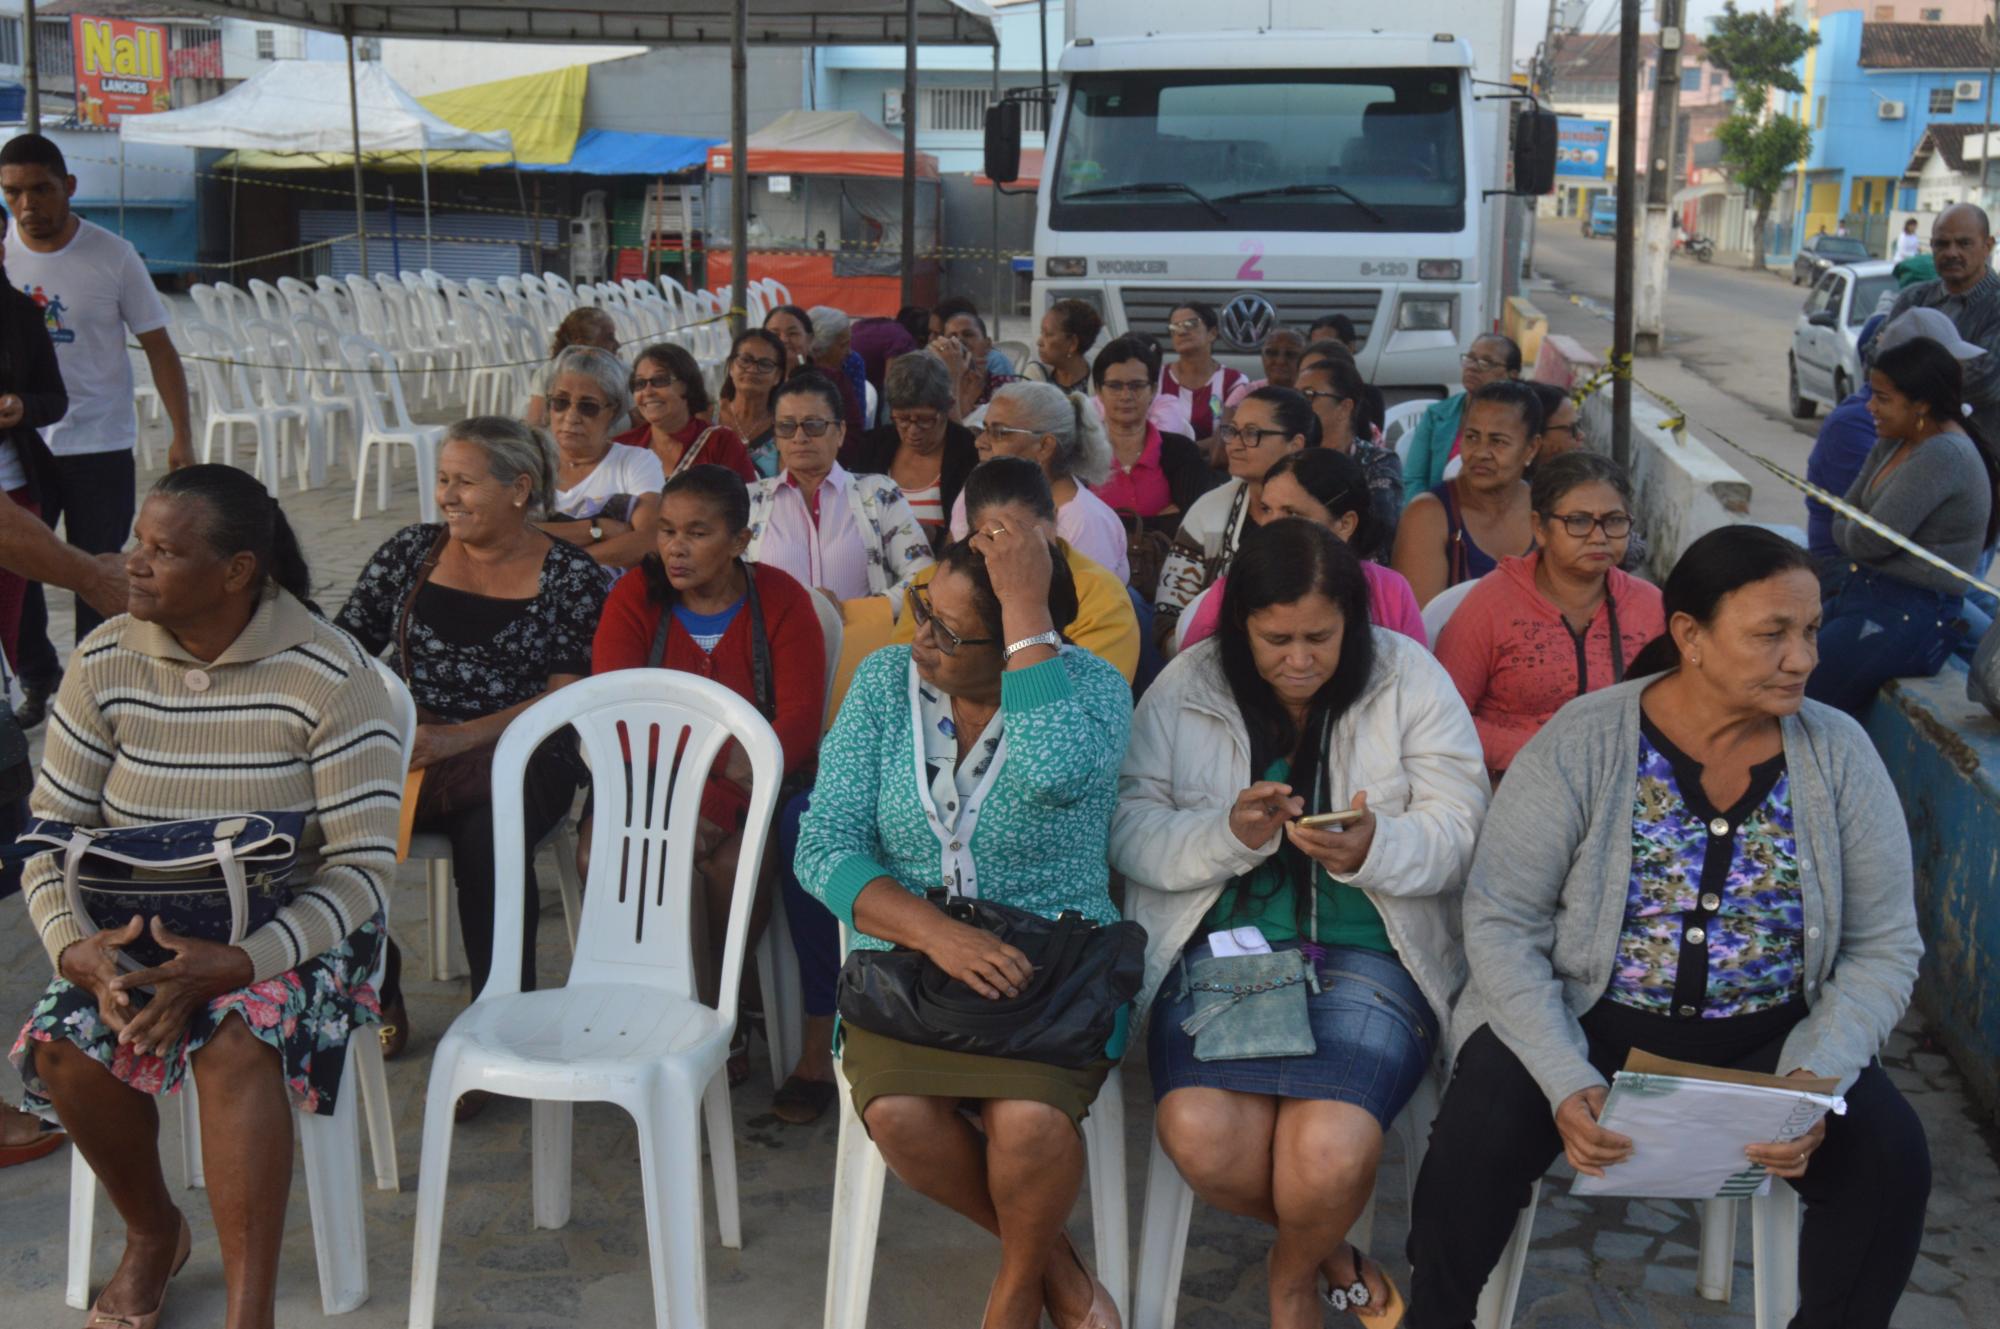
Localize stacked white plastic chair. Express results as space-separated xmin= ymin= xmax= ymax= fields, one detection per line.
xmin=183 ymin=318 xmax=305 ymax=494
xmin=340 ymin=334 xmax=446 ymax=523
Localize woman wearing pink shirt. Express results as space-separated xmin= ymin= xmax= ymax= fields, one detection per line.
xmin=1089 ymin=335 xmax=1218 ymax=521
xmin=1177 ymin=448 xmax=1427 ymax=654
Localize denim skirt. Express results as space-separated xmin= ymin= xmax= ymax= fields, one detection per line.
xmin=1147 ymin=940 xmax=1438 ymax=1130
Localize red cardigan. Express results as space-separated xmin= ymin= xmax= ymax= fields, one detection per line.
xmin=592 ymin=562 xmax=826 ymax=828
xmin=613 ymin=416 xmax=759 ymax=484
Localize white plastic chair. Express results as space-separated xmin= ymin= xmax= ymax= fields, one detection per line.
xmin=184 ymin=319 xmax=305 ymax=494
xmin=1383 ymin=398 xmax=1438 ymax=464
xmin=408 ymin=671 xmax=786 ymax=1329
xmin=824 ymin=1031 xmax=1129 ymax=1329
xmin=340 ymin=334 xmax=446 ymax=523
xmin=1421 ymin=578 xmax=1480 ymax=647
xmin=240 ymin=317 xmax=336 ymax=490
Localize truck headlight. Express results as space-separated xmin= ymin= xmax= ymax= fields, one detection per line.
xmin=1396 ymin=297 xmax=1456 ymax=332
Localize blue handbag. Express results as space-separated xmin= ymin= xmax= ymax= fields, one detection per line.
xmin=23 ymin=813 xmax=306 ymax=976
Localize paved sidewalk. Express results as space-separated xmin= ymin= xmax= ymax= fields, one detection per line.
xmin=0 ymin=393 xmax=1993 ymax=1327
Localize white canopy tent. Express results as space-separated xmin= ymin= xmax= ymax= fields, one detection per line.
xmin=118 ymin=60 xmax=514 ymax=270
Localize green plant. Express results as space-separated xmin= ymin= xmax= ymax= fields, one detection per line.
xmin=1703 ymin=1 xmax=1819 ymax=271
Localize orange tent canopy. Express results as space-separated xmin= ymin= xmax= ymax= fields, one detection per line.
xmin=973 ymin=147 xmax=1043 ymax=188
xmin=707 ymin=110 xmax=939 ymax=180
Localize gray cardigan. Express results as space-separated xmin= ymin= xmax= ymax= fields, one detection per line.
xmin=1835 ymin=428 xmax=1989 ymax=594
xmin=1451 ymin=677 xmax=1921 ymax=1110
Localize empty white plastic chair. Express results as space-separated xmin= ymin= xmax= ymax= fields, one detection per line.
xmin=184 ymin=319 xmax=305 ymax=494
xmin=408 ymin=671 xmax=787 ymax=1329
xmin=1383 ymin=398 xmax=1439 ymax=464
xmin=340 ymin=334 xmax=445 ymax=523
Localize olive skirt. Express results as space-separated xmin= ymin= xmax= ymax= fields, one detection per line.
xmin=838 ymin=1023 xmax=1116 ymax=1129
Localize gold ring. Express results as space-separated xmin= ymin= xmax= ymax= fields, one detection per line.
xmin=987 ymin=526 xmax=1006 ymax=537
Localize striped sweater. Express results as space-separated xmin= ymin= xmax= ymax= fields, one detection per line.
xmin=24 ymin=589 xmax=405 ymax=983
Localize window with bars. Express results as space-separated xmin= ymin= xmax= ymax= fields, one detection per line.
xmin=256 ymin=29 xmax=275 ymax=59
xmin=918 ymin=87 xmax=1047 ymax=134
xmin=0 ymin=18 xmax=18 ymax=66
xmin=1930 ymin=86 xmax=1956 ymax=113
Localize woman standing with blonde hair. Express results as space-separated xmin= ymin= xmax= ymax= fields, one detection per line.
xmin=950 ymin=380 xmax=1130 ymax=583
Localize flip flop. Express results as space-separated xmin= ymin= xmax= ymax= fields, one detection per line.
xmin=771 ymin=1075 xmax=838 ymax=1125
xmin=1323 ymin=1243 xmax=1406 ymax=1329
xmin=0 ymin=1125 xmax=66 ymax=1168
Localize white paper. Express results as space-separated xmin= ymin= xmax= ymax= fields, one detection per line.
xmin=1570 ymin=1071 xmax=1846 ymax=1199
xmin=1206 ymin=926 xmax=1273 ymax=958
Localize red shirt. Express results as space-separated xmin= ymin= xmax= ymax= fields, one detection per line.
xmin=1091 ymin=424 xmax=1174 ymax=517
xmin=614 ymin=416 xmax=758 ymax=484
xmin=591 ymin=562 xmax=826 ymax=827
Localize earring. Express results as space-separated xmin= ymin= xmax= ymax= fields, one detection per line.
xmin=1690 ymin=653 xmax=1702 ymax=667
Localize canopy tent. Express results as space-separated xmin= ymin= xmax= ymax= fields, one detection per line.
xmin=707 ymin=110 xmax=938 ymax=180
xmin=510 ymin=128 xmax=719 ymax=177
xmin=119 ymin=59 xmax=512 ymax=268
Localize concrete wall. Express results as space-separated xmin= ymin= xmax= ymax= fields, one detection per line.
xmin=1864 ymin=664 xmax=2000 ymax=1125
xmin=582 ymin=46 xmax=806 ymax=141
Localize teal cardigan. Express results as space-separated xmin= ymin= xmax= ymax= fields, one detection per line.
xmin=797 ymin=645 xmax=1132 ymax=953
xmin=1401 ymin=392 xmax=1468 ymax=500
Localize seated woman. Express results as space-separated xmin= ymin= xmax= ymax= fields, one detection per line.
xmin=1160 ymin=301 xmax=1251 ymax=453
xmin=948 ymin=380 xmax=1130 ymax=583
xmin=1089 ymin=335 xmax=1217 ymax=531
xmin=1155 ymin=386 xmax=1314 ymax=642
xmin=1807 ymin=334 xmax=1997 ymax=713
xmin=1407 ymin=526 xmax=1930 ymax=1329
xmin=1295 ymin=347 xmax=1403 ymax=552
xmin=842 ymin=350 xmax=980 ymax=546
xmin=591 ymin=463 xmax=826 ymax=1078
xmin=1176 ymin=449 xmax=1427 ymax=652
xmin=524 ymin=306 xmax=620 ymax=429
xmin=806 ymin=306 xmax=869 ymax=435
xmin=13 ymin=465 xmax=402 ymax=1329
xmin=746 ymin=370 xmax=935 ymax=610
xmin=1025 ymin=298 xmax=1105 ymax=394
xmin=536 ymin=345 xmax=664 ymax=574
xmin=613 ymin=341 xmax=757 ymax=483
xmin=1113 ymin=518 xmax=1487 ymax=1329
xmin=1434 ymin=452 xmax=1664 ymax=783
xmin=336 ymin=418 xmax=604 ymax=1059
xmin=796 ymin=519 xmax=1132 ymax=1329
xmin=765 ymin=303 xmax=815 ymax=372
xmin=1391 ymin=380 xmax=1542 ymax=608
xmin=1525 ymin=381 xmax=1585 ymax=461
xmin=1400 ymin=333 xmax=1522 ymax=496
xmin=715 ymin=328 xmax=789 ymax=477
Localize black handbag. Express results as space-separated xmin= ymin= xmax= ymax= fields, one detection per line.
xmin=835 ymin=892 xmax=1147 ymax=1069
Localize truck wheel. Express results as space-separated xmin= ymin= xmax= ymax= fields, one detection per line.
xmin=1788 ymin=358 xmax=1818 ymax=420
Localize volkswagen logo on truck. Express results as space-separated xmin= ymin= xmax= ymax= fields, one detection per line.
xmin=1220 ymin=292 xmax=1278 ymax=351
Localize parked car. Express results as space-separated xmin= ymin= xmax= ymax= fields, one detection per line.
xmin=1788 ymin=259 xmax=1897 ymax=419
xmin=1792 ymin=232 xmax=1872 ymax=286
xmin=1581 ymin=195 xmax=1617 ymax=239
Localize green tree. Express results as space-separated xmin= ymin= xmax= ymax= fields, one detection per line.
xmin=1703 ymin=2 xmax=1819 ymax=271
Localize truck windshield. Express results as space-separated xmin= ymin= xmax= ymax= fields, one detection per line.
xmin=1049 ymin=68 xmax=1466 ymax=234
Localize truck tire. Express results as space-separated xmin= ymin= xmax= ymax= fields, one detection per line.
xmin=1788 ymin=358 xmax=1818 ymax=420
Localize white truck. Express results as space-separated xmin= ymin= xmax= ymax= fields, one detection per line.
xmin=986 ymin=0 xmax=1554 ymax=396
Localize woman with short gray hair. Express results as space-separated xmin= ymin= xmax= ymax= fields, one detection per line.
xmin=536 ymin=344 xmax=663 ymax=571
xmin=843 ymin=350 xmax=981 ymax=549
xmin=949 ymin=380 xmax=1133 ymax=583
xmin=807 ymin=305 xmax=868 ymax=433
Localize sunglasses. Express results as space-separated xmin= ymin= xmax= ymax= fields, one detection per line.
xmin=632 ymin=373 xmax=682 ymax=392
xmin=891 ymin=412 xmax=944 ymax=433
xmin=774 ymin=417 xmax=837 ymax=439
xmin=547 ymin=395 xmax=609 ymax=419
xmin=1168 ymin=317 xmax=1206 ymax=334
xmin=909 ymin=585 xmax=996 ymax=656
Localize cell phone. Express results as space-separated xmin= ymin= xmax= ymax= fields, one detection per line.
xmin=1296 ymin=808 xmax=1365 ymax=829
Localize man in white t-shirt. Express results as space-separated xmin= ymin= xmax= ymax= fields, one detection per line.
xmin=0 ymin=133 xmax=191 ymax=726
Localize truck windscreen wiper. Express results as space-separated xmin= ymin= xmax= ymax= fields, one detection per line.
xmin=1062 ymin=180 xmax=1228 ymax=222
xmin=1216 ymin=182 xmax=1385 ymax=224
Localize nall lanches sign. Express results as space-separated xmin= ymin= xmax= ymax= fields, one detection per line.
xmin=71 ymin=17 xmax=169 ymax=126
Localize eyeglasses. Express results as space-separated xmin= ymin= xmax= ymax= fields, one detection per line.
xmin=891 ymin=411 xmax=944 ymax=434
xmin=980 ymin=421 xmax=1043 ymax=441
xmin=1461 ymin=354 xmax=1510 ymax=372
xmin=1219 ymin=424 xmax=1293 ymax=447
xmin=733 ymin=354 xmax=781 ymax=373
xmin=547 ymin=395 xmax=609 ymax=419
xmin=773 ymin=417 xmax=837 ymax=439
xmin=908 ymin=585 xmax=996 ymax=655
xmin=1098 ymin=378 xmax=1153 ymax=396
xmin=1298 ymin=388 xmax=1348 ymax=407
xmin=1546 ymin=510 xmax=1633 ymax=538
xmin=632 ymin=373 xmax=681 ymax=392
xmin=1167 ymin=317 xmax=1205 ymax=334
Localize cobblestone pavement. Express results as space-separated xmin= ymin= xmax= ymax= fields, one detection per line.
xmin=0 ymin=359 xmax=1993 ymax=1327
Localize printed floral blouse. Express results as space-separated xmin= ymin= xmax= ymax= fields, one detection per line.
xmin=1608 ymin=717 xmax=1805 ymax=1018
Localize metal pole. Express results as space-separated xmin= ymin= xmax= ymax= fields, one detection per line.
xmin=118 ymin=136 xmax=126 ymax=238
xmin=22 ymin=0 xmax=38 ymax=131
xmin=990 ymin=40 xmax=1002 ymax=327
xmin=421 ymin=148 xmax=433 ymax=271
xmin=900 ymin=0 xmax=919 ymax=306
xmin=346 ymin=22 xmax=368 ymax=275
xmin=1612 ymin=0 xmax=1639 ymax=467
xmin=1983 ymin=4 xmax=1997 ymax=206
xmin=730 ymin=0 xmax=748 ymax=335
xmin=1636 ymin=0 xmax=1683 ymax=356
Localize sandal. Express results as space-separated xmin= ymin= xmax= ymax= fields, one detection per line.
xmin=83 ymin=1209 xmax=191 ymax=1329
xmin=726 ymin=1031 xmax=752 ymax=1088
xmin=377 ymin=938 xmax=409 ymax=1061
xmin=771 ymin=1074 xmax=838 ymax=1125
xmin=0 ymin=1123 xmax=66 ymax=1168
xmin=1322 ymin=1243 xmax=1406 ymax=1329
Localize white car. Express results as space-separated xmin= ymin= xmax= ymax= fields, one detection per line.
xmin=1788 ymin=259 xmax=1897 ymax=419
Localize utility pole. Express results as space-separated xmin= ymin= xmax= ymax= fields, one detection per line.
xmin=1983 ymin=5 xmax=1997 ymax=207
xmin=22 ymin=0 xmax=38 ymax=130
xmin=1636 ymin=0 xmax=1684 ymax=356
xmin=899 ymin=0 xmax=918 ymax=305
xmin=729 ymin=0 xmax=747 ymax=336
xmin=1612 ymin=0 xmax=1640 ymax=467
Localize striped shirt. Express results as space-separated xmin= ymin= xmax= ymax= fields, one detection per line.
xmin=24 ymin=589 xmax=405 ymax=983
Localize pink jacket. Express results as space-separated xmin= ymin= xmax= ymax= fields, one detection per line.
xmin=1179 ymin=560 xmax=1428 ymax=653
xmin=1433 ymin=553 xmax=1665 ymax=778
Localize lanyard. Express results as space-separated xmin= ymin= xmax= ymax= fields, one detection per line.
xmin=907 ymin=662 xmax=1007 ymax=899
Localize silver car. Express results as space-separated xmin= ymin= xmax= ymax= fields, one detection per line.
xmin=1788 ymin=259 xmax=1897 ymax=419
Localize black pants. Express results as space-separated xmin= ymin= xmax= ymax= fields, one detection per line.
xmin=1407 ymin=1005 xmax=1930 ymax=1329
xmin=413 ymin=737 xmax=581 ymax=999
xmin=17 ymin=449 xmax=137 ymax=685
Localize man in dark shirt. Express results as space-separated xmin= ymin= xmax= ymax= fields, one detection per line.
xmin=1882 ymin=204 xmax=2000 ymax=453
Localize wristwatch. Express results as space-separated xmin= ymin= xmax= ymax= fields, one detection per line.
xmin=589 ymin=520 xmax=605 ymax=545
xmin=1003 ymin=630 xmax=1063 ymax=661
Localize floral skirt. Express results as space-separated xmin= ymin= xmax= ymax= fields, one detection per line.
xmin=9 ymin=915 xmax=385 ymax=1118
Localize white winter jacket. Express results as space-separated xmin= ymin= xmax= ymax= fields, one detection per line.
xmin=1110 ymin=631 xmax=1490 ymax=1046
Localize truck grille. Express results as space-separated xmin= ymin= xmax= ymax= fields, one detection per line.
xmin=1119 ymin=287 xmax=1384 ymax=354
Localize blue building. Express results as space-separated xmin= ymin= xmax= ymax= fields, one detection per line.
xmin=1793 ymin=15 xmax=1995 ymax=242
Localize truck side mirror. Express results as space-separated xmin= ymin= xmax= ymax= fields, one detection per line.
xmin=984 ymin=100 xmax=1023 ymax=185
xmin=1514 ymin=106 xmax=1559 ymax=196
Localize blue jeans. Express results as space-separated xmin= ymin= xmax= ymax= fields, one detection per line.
xmin=776 ymin=789 xmax=842 ymax=1019
xmin=1805 ymin=565 xmax=1964 ymax=715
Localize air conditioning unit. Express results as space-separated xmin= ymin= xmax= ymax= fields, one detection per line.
xmin=1957 ymin=79 xmax=1983 ymax=101
xmin=1879 ymin=99 xmax=1906 ymax=120
xmin=884 ymin=89 xmax=904 ymax=127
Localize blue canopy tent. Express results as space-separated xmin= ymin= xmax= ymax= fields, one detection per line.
xmin=500 ymin=129 xmax=721 ymax=284
xmin=507 ymin=129 xmax=718 ymax=177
